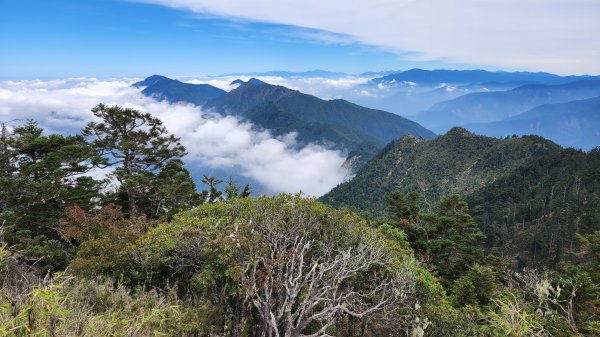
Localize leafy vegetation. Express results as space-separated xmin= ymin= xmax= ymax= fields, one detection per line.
xmin=1 ymin=107 xmax=599 ymax=336
xmin=322 ymin=127 xmax=600 ymax=268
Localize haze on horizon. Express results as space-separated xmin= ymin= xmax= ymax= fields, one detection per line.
xmin=1 ymin=0 xmax=600 ymax=79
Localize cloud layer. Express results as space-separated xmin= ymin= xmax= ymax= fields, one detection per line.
xmin=137 ymin=0 xmax=600 ymax=74
xmin=0 ymin=78 xmax=349 ymax=196
xmin=182 ymin=74 xmax=372 ymax=99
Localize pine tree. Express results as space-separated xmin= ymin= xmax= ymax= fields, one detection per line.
xmin=83 ymin=104 xmax=187 ymax=216
xmin=151 ymin=159 xmax=199 ymax=217
xmin=0 ymin=120 xmax=104 ymax=272
xmin=224 ymin=177 xmax=251 ymax=200
xmin=201 ymin=175 xmax=223 ymax=203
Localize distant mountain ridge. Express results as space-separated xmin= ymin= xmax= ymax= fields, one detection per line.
xmin=466 ymin=96 xmax=600 ymax=150
xmin=220 ymin=70 xmax=349 ymax=78
xmin=372 ymin=68 xmax=600 ymax=86
xmin=350 ymin=69 xmax=600 ymax=120
xmin=133 ymin=75 xmax=435 ymax=169
xmin=415 ymin=80 xmax=600 ymax=133
xmin=132 ymin=75 xmax=226 ymax=106
xmin=205 ymin=80 xmax=434 ymax=142
xmin=207 ymin=80 xmax=436 ymax=168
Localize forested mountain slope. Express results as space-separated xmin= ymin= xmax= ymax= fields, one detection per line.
xmin=321 ymin=128 xmax=600 ymax=265
xmin=204 ymin=79 xmax=436 ymax=143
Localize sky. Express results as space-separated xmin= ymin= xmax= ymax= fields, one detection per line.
xmin=3 ymin=0 xmax=599 ymax=79
xmin=1 ymin=0 xmax=599 ymax=196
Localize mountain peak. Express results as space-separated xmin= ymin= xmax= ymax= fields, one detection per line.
xmin=133 ymin=75 xmax=226 ymax=106
xmin=247 ymin=78 xmax=265 ymax=85
xmin=132 ymin=74 xmax=171 ymax=88
xmin=229 ymin=78 xmax=266 ymax=86
xmin=445 ymin=126 xmax=476 ymax=137
xmin=399 ymin=133 xmax=425 ymax=143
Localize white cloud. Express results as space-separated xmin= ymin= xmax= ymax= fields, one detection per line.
xmin=179 ymin=74 xmax=372 ymax=99
xmin=0 ymin=78 xmax=349 ymax=196
xmin=359 ymin=90 xmax=377 ymax=97
xmin=135 ymin=0 xmax=600 ymax=74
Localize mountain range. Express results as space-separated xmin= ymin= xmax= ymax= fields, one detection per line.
xmin=350 ymin=69 xmax=600 ymax=121
xmin=51 ymin=71 xmax=600 ymax=270
xmin=371 ymin=68 xmax=600 ymax=86
xmin=133 ymin=75 xmax=436 ymax=168
xmin=132 ymin=75 xmax=226 ymax=106
xmin=321 ymin=127 xmax=600 ymax=265
xmin=414 ymin=80 xmax=600 ymax=133
xmin=466 ymin=96 xmax=600 ymax=150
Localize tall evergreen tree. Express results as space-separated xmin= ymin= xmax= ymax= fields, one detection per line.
xmin=0 ymin=120 xmax=104 ymax=272
xmin=151 ymin=159 xmax=199 ymax=217
xmin=200 ymin=175 xmax=223 ymax=203
xmin=224 ymin=177 xmax=251 ymax=200
xmin=83 ymin=104 xmax=187 ymax=216
xmin=387 ymin=191 xmax=485 ymax=287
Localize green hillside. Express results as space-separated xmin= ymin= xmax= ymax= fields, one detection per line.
xmin=206 ymin=81 xmax=435 ymax=143
xmin=321 ymin=128 xmax=600 ymax=266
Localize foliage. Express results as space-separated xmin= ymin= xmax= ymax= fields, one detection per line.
xmin=57 ymin=204 xmax=152 ymax=283
xmin=2 ymin=114 xmax=599 ymax=335
xmin=450 ymin=264 xmax=503 ymax=308
xmin=0 ymin=120 xmax=104 ymax=272
xmin=83 ymin=103 xmax=189 ymax=216
xmin=322 ymin=127 xmax=600 ymax=268
xmin=152 ymin=159 xmax=200 ymax=218
xmin=224 ymin=177 xmax=251 ymax=200
xmin=386 ymin=192 xmax=485 ymax=287
xmin=111 ymin=195 xmax=424 ymax=336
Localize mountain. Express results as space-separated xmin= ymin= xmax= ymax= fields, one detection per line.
xmin=243 ymin=101 xmax=383 ymax=161
xmin=466 ymin=96 xmax=600 ymax=150
xmin=351 ymin=69 xmax=598 ymax=118
xmin=352 ymin=84 xmax=470 ymax=117
xmin=359 ymin=70 xmax=402 ymax=77
xmin=132 ymin=75 xmax=226 ymax=106
xmin=133 ymin=75 xmax=435 ymax=169
xmin=221 ymin=70 xmax=349 ymax=78
xmin=321 ymin=128 xmax=600 ymax=265
xmin=372 ymin=68 xmax=599 ymax=86
xmin=204 ymin=79 xmax=436 ymax=167
xmin=415 ymin=80 xmax=600 ymax=133
xmin=204 ymin=80 xmax=435 ymax=143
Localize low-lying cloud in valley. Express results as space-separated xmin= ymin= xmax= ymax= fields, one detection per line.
xmin=0 ymin=78 xmax=349 ymax=196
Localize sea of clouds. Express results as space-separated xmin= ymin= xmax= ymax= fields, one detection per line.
xmin=182 ymin=74 xmax=374 ymax=99
xmin=0 ymin=77 xmax=352 ymax=196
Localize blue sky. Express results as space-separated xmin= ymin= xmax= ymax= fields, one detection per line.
xmin=1 ymin=0 xmax=599 ymax=79
xmin=0 ymin=0 xmax=491 ymax=79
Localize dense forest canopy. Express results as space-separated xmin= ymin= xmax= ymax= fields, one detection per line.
xmin=1 ymin=106 xmax=599 ymax=336
xmin=321 ymin=128 xmax=600 ymax=268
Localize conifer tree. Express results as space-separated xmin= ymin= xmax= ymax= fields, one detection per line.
xmin=83 ymin=104 xmax=187 ymax=216
xmin=151 ymin=159 xmax=199 ymax=217
xmin=0 ymin=120 xmax=103 ymax=272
